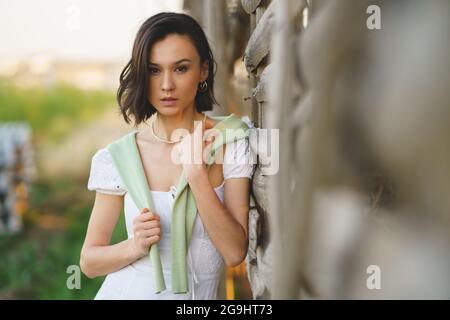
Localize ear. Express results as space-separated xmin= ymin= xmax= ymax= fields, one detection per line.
xmin=200 ymin=60 xmax=209 ymax=82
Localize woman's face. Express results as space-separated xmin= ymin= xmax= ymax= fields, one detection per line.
xmin=147 ymin=34 xmax=208 ymax=116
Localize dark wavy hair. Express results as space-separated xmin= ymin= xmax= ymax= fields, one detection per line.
xmin=117 ymin=12 xmax=218 ymax=126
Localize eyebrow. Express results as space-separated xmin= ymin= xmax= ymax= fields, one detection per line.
xmin=148 ymin=59 xmax=192 ymax=66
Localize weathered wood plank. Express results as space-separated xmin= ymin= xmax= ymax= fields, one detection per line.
xmin=267 ymin=0 xmax=309 ymax=300
xmin=252 ymin=64 xmax=271 ymax=103
xmin=244 ymin=0 xmax=306 ymax=73
xmin=241 ymin=0 xmax=262 ymax=14
xmin=243 ymin=1 xmax=275 ymax=73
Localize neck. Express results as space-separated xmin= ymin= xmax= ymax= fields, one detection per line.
xmin=152 ymin=106 xmax=203 ymax=142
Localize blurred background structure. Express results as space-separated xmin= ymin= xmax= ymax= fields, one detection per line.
xmin=1 ymin=0 xmax=449 ymax=299
xmin=0 ymin=123 xmax=34 ymax=233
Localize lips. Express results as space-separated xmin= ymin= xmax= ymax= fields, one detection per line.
xmin=160 ymin=97 xmax=178 ymax=106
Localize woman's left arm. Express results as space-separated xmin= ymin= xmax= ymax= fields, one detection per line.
xmin=188 ymin=171 xmax=250 ymax=267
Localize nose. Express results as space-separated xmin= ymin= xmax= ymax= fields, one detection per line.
xmin=161 ymin=71 xmax=175 ymax=92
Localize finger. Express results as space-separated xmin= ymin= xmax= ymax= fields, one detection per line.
xmin=141 ymin=220 xmax=160 ymax=230
xmin=206 ymin=134 xmax=216 ymax=145
xmin=135 ymin=220 xmax=159 ymax=232
xmin=202 ymin=119 xmax=214 ymax=139
xmin=203 ymin=124 xmax=219 ymax=140
xmin=204 ymin=137 xmax=214 ymax=151
xmin=137 ymin=212 xmax=149 ymax=222
xmin=150 ymin=212 xmax=160 ymax=219
xmin=138 ymin=212 xmax=160 ymax=222
xmin=144 ymin=235 xmax=160 ymax=246
xmin=204 ymin=119 xmax=214 ymax=130
xmin=141 ymin=228 xmax=161 ymax=238
xmin=203 ymin=130 xmax=220 ymax=159
xmin=146 ymin=212 xmax=160 ymax=221
xmin=140 ymin=208 xmax=149 ymax=214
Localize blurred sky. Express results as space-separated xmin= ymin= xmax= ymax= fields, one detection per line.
xmin=0 ymin=0 xmax=183 ymax=62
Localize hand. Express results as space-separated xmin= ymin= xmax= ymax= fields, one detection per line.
xmin=131 ymin=208 xmax=161 ymax=259
xmin=174 ymin=117 xmax=218 ymax=181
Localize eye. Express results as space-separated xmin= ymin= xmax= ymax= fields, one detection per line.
xmin=175 ymin=65 xmax=188 ymax=73
xmin=148 ymin=66 xmax=160 ymax=74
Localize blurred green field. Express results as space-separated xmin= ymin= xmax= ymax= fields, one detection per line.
xmin=0 ymin=82 xmax=127 ymax=299
xmin=0 ymin=80 xmax=115 ymax=145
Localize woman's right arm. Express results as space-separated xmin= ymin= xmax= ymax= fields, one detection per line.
xmin=79 ymin=192 xmax=161 ymax=278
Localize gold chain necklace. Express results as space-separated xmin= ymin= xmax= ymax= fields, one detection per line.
xmin=150 ymin=112 xmax=206 ymax=144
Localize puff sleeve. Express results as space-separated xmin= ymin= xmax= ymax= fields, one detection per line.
xmin=87 ymin=148 xmax=127 ymax=196
xmin=223 ymin=116 xmax=257 ymax=180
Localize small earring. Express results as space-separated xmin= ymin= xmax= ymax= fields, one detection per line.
xmin=199 ymin=81 xmax=208 ymax=93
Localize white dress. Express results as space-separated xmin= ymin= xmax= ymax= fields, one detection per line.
xmin=86 ymin=119 xmax=256 ymax=300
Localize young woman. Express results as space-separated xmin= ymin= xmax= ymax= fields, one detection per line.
xmin=80 ymin=12 xmax=256 ymax=300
